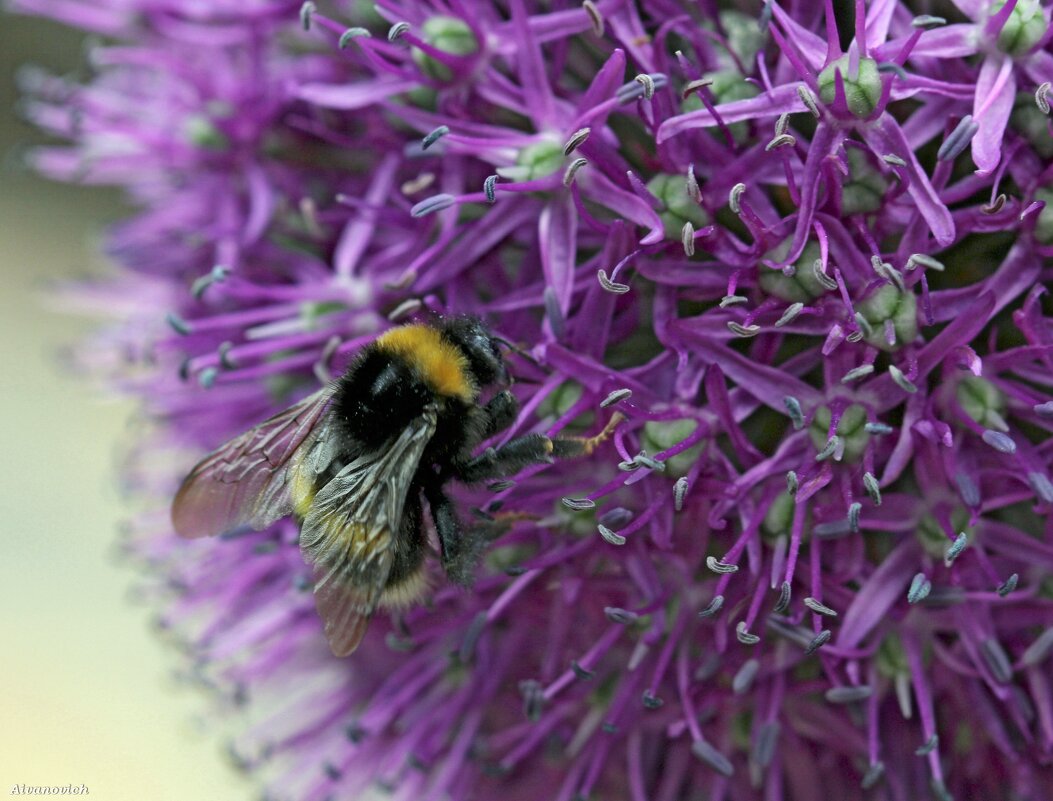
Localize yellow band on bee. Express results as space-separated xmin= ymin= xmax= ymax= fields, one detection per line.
xmin=375 ymin=324 xmax=475 ymax=402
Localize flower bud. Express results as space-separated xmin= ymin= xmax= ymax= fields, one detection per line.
xmin=810 ymin=403 xmax=869 ymax=462
xmin=993 ymin=0 xmax=1048 ymax=57
xmin=412 ymin=16 xmax=480 ymax=81
xmin=817 ymin=55 xmax=882 ymax=119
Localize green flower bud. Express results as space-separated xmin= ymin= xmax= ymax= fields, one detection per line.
xmin=496 ymin=140 xmax=564 ymax=182
xmin=411 ymin=16 xmax=480 ymax=82
xmin=759 ymin=241 xmax=831 ymax=302
xmin=842 ymin=148 xmax=888 ymax=215
xmin=993 ymin=0 xmax=1047 ymax=57
xmin=876 ymin=633 xmax=909 ymax=679
xmin=300 ymin=300 xmax=347 ymax=327
xmin=538 ymin=380 xmax=585 ymax=418
xmin=762 ymin=492 xmax=795 ymax=539
xmin=810 ymin=403 xmax=869 ymax=462
xmin=641 ymin=419 xmax=702 ymax=478
xmin=1033 ymin=186 xmax=1053 ymax=244
xmin=646 ymin=173 xmax=710 ymax=242
xmin=184 ymin=116 xmax=230 ymax=151
xmin=718 ymin=10 xmax=765 ymax=70
xmin=957 ymin=376 xmax=1007 ymax=430
xmin=857 ymin=284 xmax=918 ymax=351
xmin=681 ymin=71 xmax=759 ymax=145
xmin=1011 ymin=93 xmax=1053 ymax=159
xmin=916 ymin=508 xmax=972 ymax=560
xmin=817 ymin=55 xmax=882 ymax=119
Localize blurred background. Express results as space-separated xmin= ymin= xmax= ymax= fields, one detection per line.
xmin=0 ymin=12 xmax=254 ymax=800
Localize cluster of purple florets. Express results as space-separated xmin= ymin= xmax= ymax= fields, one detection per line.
xmin=15 ymin=0 xmax=1053 ymax=798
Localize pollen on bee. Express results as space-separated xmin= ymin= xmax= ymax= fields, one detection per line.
xmin=375 ymin=324 xmax=475 ymax=402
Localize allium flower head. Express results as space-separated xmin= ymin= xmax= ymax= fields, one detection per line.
xmin=15 ymin=0 xmax=1053 ymax=799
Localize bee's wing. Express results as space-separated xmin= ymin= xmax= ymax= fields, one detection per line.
xmin=300 ymin=404 xmax=437 ymax=657
xmin=171 ymin=387 xmax=335 ymax=539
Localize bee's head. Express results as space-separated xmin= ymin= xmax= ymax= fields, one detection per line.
xmin=439 ymin=317 xmax=509 ymax=388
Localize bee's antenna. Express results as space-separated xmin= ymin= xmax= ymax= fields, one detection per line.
xmin=493 ymin=336 xmax=540 ymax=368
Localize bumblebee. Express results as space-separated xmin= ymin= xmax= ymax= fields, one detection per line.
xmin=172 ymin=317 xmax=620 ymax=656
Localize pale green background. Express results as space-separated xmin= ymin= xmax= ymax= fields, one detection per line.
xmin=0 ymin=13 xmax=254 ymax=800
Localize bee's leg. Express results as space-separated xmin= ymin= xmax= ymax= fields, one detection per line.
xmin=479 ymin=390 xmax=519 ymax=440
xmin=423 ymin=481 xmax=484 ymax=587
xmin=454 ymin=413 xmax=624 ymax=483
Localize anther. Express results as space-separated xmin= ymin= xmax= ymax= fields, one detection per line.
xmin=915 ymin=734 xmax=939 ymax=756
xmin=388 ymin=21 xmax=411 ymax=41
xmin=854 ymin=312 xmax=874 ymax=338
xmin=889 ymin=364 xmax=918 ymax=394
xmin=299 ymin=1 xmax=316 ymax=30
xmin=680 ymin=78 xmax=713 ymax=98
xmin=825 ymin=686 xmax=873 ymax=703
xmin=733 ymin=659 xmax=760 ymax=694
xmin=815 ymin=435 xmax=840 ymax=461
xmin=783 ymin=396 xmax=804 ymax=430
xmin=944 ymin=532 xmax=968 ymax=564
xmin=191 ymin=265 xmax=229 ymax=299
xmin=905 ymin=253 xmax=944 ymax=272
xmin=686 ymin=165 xmax=701 ymax=203
xmin=882 ymin=154 xmax=907 ymax=166
xmin=937 ymin=116 xmax=979 ymax=161
xmin=735 ymin=622 xmax=760 ymax=645
xmin=598 ymin=525 xmax=626 ymax=545
xmin=484 ymin=175 xmax=498 ymax=203
xmin=616 ymin=73 xmax=667 ymax=104
xmin=604 ymin=607 xmax=638 ymax=624
xmin=775 ymin=302 xmax=804 ymax=327
xmin=571 ymin=660 xmax=595 ymax=680
xmin=997 ymin=573 xmax=1019 ymax=597
xmin=982 ymin=429 xmax=1016 ymax=454
xmin=907 ymin=573 xmax=931 ymax=604
xmin=786 ymin=471 xmax=798 ymax=495
xmin=1037 ymin=82 xmax=1051 ymax=114
xmin=699 ymin=595 xmax=724 ymax=618
xmin=563 ymin=127 xmax=591 ymax=156
xmin=597 ymin=269 xmax=630 ymax=294
xmin=691 ymin=740 xmax=734 ymax=777
xmin=421 ymin=126 xmax=449 ymax=151
xmin=198 ymin=367 xmax=218 ymax=389
xmin=488 ymin=480 xmax=515 ymax=492
xmin=982 ymin=194 xmax=1007 ymax=214
xmin=842 ymin=364 xmax=874 ymax=383
xmin=812 ymin=259 xmax=838 ymax=290
xmin=912 ymin=15 xmax=946 ymax=29
xmin=804 ymin=629 xmax=831 ymax=655
xmin=719 ymin=294 xmax=747 ymax=307
xmin=775 ymin=114 xmax=790 ymax=136
xmin=773 ymin=581 xmax=792 ymax=614
xmin=634 ymin=74 xmax=656 ymax=100
xmin=519 ymin=679 xmax=544 ymax=721
xmin=981 ymin=638 xmax=1013 ymax=683
xmin=600 ymin=388 xmax=632 ymax=407
xmin=1028 ymin=472 xmax=1053 ymax=503
xmin=865 ymin=422 xmax=893 ymax=435
xmin=562 ymin=497 xmax=596 ymax=511
xmin=1035 ymin=401 xmax=1053 ymax=418
xmin=765 ymin=133 xmax=796 ymax=151
xmin=727 ymin=321 xmax=761 ymax=337
xmin=797 ymin=85 xmax=820 ymax=118
xmin=707 ymin=556 xmax=738 ymax=574
xmin=339 ymin=27 xmax=371 ymax=48
xmin=1022 ymin=627 xmax=1053 ymax=666
xmin=681 ymin=221 xmax=695 ymax=257
xmin=673 ymin=477 xmax=689 ymax=512
xmin=729 ymin=183 xmax=746 ymax=214
xmin=863 ymin=472 xmax=881 ymax=505
xmin=166 ymin=312 xmax=191 ymax=336
xmin=387 ymin=298 xmax=422 ymax=321
xmin=803 ymin=597 xmax=837 ymax=617
xmin=582 ymin=0 xmax=604 ymax=37
xmin=563 ymin=158 xmax=588 ymax=186
xmin=847 ymin=502 xmax=862 ymax=533
xmin=858 ymin=762 xmax=887 ymax=791
xmin=410 ymin=193 xmax=456 ymax=217
xmin=641 ymin=691 xmax=663 ymax=709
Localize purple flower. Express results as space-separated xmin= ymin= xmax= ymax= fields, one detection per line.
xmin=14 ymin=0 xmax=1053 ymax=799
